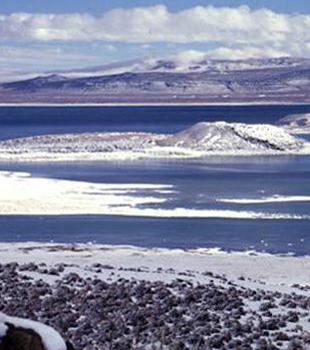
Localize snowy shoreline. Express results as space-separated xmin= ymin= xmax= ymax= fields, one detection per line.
xmin=1 ymin=242 xmax=310 ymax=291
xmin=0 ymin=101 xmax=310 ymax=107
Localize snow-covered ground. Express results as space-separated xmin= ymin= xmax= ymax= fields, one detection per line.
xmin=0 ymin=242 xmax=310 ymax=350
xmin=1 ymin=242 xmax=310 ymax=293
xmin=0 ymin=122 xmax=309 ymax=162
xmin=2 ymin=242 xmax=310 ymax=350
xmin=277 ymin=113 xmax=310 ymax=134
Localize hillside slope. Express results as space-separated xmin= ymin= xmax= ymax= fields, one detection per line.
xmin=1 ymin=58 xmax=310 ymax=104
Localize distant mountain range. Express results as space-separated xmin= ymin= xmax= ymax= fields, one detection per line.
xmin=1 ymin=57 xmax=310 ymax=104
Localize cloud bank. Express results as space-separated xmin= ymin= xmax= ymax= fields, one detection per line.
xmin=1 ymin=5 xmax=310 ymax=61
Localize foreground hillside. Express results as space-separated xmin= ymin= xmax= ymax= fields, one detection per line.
xmin=1 ymin=243 xmax=310 ymax=350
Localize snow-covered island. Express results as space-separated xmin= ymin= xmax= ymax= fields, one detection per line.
xmin=0 ymin=122 xmax=309 ymax=162
xmin=277 ymin=113 xmax=310 ymax=134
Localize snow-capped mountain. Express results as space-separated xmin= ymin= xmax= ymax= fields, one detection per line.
xmin=0 ymin=122 xmax=308 ymax=162
xmin=1 ymin=57 xmax=310 ymax=104
xmin=139 ymin=57 xmax=310 ymax=73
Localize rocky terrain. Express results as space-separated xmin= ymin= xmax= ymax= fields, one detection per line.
xmin=0 ymin=57 xmax=310 ymax=104
xmin=1 ymin=260 xmax=310 ymax=350
xmin=0 ymin=122 xmax=308 ymax=162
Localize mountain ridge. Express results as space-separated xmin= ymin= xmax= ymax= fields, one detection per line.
xmin=1 ymin=57 xmax=310 ymax=104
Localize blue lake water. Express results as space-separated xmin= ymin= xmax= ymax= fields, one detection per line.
xmin=1 ymin=104 xmax=310 ymax=140
xmin=0 ymin=105 xmax=310 ymax=255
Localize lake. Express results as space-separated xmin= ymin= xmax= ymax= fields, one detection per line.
xmin=0 ymin=105 xmax=310 ymax=255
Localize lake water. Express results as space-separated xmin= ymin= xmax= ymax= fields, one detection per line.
xmin=0 ymin=105 xmax=310 ymax=255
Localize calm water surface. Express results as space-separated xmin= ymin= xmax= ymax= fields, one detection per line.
xmin=0 ymin=106 xmax=309 ymax=255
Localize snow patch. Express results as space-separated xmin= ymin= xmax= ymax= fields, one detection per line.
xmin=0 ymin=312 xmax=66 ymax=350
xmin=218 ymin=195 xmax=310 ymax=204
xmin=0 ymin=171 xmax=307 ymax=219
xmin=0 ymin=323 xmax=8 ymax=338
xmin=0 ymin=171 xmax=173 ymax=215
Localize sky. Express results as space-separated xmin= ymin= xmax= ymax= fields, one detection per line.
xmin=0 ymin=0 xmax=310 ymax=73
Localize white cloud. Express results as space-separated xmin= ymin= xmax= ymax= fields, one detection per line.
xmin=162 ymin=46 xmax=292 ymax=65
xmin=1 ymin=5 xmax=310 ymax=59
xmin=173 ymin=50 xmax=207 ymax=64
xmin=202 ymin=47 xmax=289 ymax=60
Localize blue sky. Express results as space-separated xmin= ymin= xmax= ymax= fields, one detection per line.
xmin=1 ymin=0 xmax=309 ymax=15
xmin=0 ymin=1 xmax=310 ymax=74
